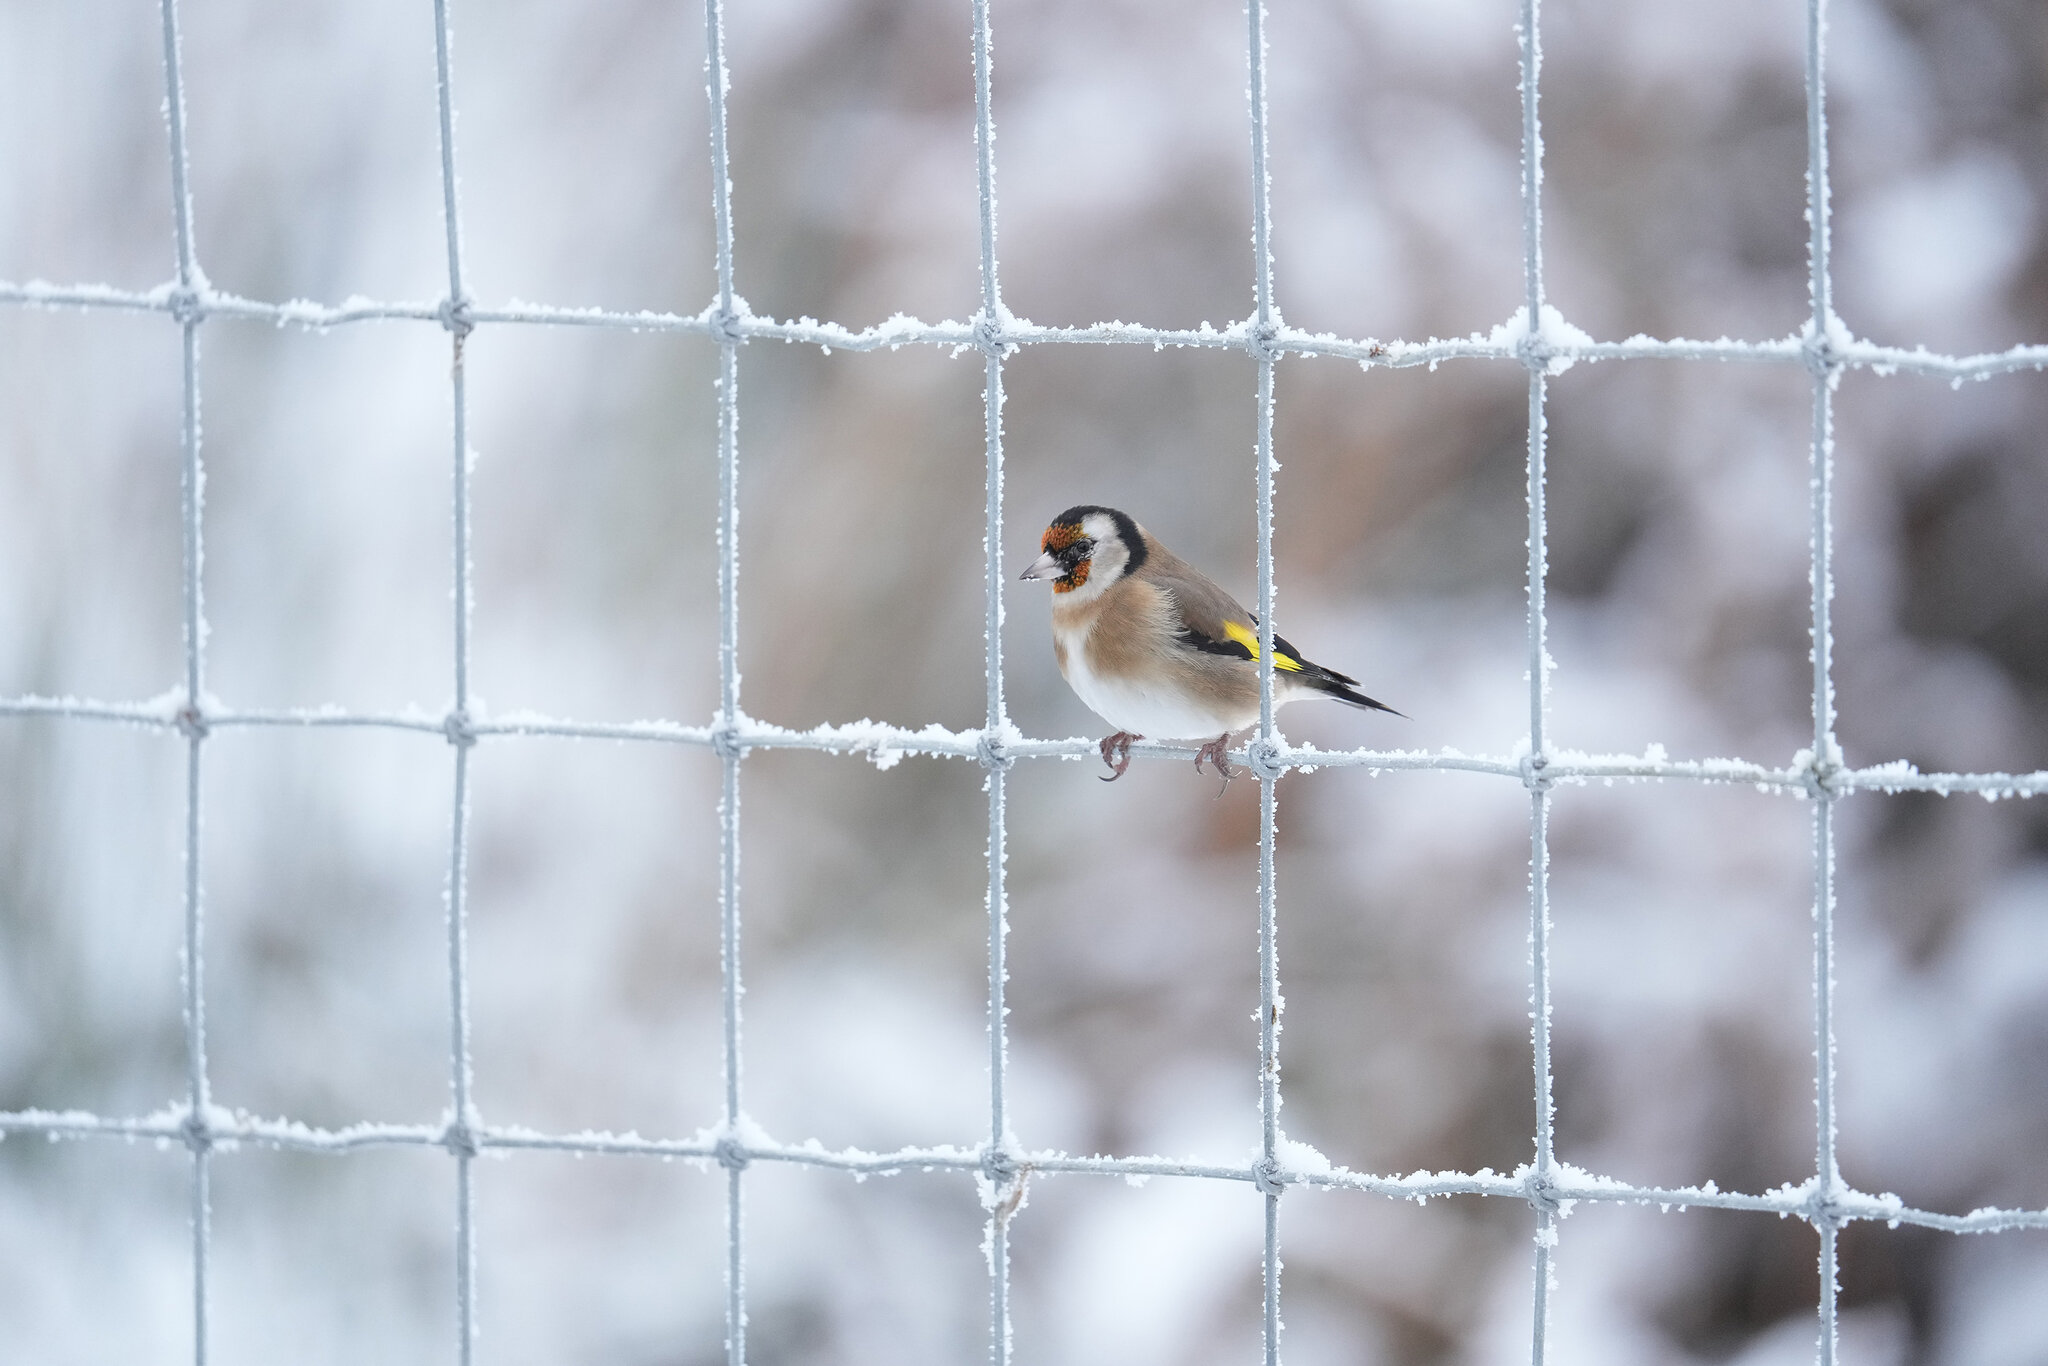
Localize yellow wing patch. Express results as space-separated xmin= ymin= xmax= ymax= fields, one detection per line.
xmin=1222 ymin=620 xmax=1303 ymax=671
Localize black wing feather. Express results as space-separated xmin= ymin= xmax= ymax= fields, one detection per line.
xmin=1174 ymin=620 xmax=1404 ymax=717
xmin=1176 ymin=623 xmax=1255 ymax=661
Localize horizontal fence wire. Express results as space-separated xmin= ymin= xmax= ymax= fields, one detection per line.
xmin=2 ymin=695 xmax=2043 ymax=797
xmin=11 ymin=275 xmax=2048 ymax=381
xmin=5 ymin=1105 xmax=2046 ymax=1236
xmin=6 ymin=0 xmax=2048 ymax=1361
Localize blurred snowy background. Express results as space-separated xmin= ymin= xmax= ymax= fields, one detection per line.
xmin=4 ymin=0 xmax=2048 ymax=1361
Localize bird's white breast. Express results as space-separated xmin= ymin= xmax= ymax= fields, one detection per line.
xmin=1056 ymin=621 xmax=1250 ymax=740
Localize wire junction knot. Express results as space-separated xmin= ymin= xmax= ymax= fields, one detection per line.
xmin=709 ymin=306 xmax=746 ymax=347
xmin=713 ymin=1134 xmax=751 ymax=1172
xmin=1247 ymin=737 xmax=1286 ymax=782
xmin=1244 ymin=318 xmax=1284 ymax=364
xmin=1515 ymin=330 xmax=1554 ymax=374
xmin=710 ymin=724 xmax=745 ymax=761
xmin=1523 ymin=1168 xmax=1563 ymax=1215
xmin=1801 ymin=750 xmax=1845 ymax=800
xmin=975 ymin=730 xmax=1011 ymax=771
xmin=437 ymin=296 xmax=474 ymax=339
xmin=980 ymin=1146 xmax=1020 ymax=1185
xmin=442 ymin=1119 xmax=481 ymax=1159
xmin=166 ymin=286 xmax=206 ymax=327
xmin=1802 ymin=1183 xmax=1846 ymax=1229
xmin=970 ymin=311 xmax=1008 ymax=356
xmin=442 ymin=710 xmax=477 ymax=749
xmin=179 ymin=1108 xmax=213 ymax=1154
xmin=1520 ymin=751 xmax=1554 ymax=793
xmin=175 ymin=702 xmax=210 ymax=742
xmin=1251 ymin=1155 xmax=1287 ymax=1197
xmin=1801 ymin=327 xmax=1841 ymax=379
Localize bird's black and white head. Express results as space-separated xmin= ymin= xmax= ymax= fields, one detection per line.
xmin=1018 ymin=506 xmax=1148 ymax=601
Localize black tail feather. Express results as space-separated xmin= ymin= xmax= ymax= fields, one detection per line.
xmin=1306 ymin=669 xmax=1404 ymax=718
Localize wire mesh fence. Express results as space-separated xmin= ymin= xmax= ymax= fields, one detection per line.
xmin=4 ymin=0 xmax=2048 ymax=1363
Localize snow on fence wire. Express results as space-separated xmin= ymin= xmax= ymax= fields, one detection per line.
xmin=4 ymin=0 xmax=2048 ymax=1362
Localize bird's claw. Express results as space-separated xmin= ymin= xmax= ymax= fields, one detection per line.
xmin=1194 ymin=734 xmax=1236 ymax=793
xmin=1098 ymin=732 xmax=1140 ymax=781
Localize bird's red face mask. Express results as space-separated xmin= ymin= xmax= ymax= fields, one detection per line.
xmin=1019 ymin=522 xmax=1094 ymax=592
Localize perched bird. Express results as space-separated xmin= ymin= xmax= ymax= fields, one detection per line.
xmin=1018 ymin=505 xmax=1399 ymax=781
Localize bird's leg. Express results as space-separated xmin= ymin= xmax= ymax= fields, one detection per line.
xmin=1193 ymin=732 xmax=1237 ymax=790
xmin=1097 ymin=731 xmax=1141 ymax=781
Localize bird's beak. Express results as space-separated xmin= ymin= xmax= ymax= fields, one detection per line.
xmin=1018 ymin=551 xmax=1062 ymax=581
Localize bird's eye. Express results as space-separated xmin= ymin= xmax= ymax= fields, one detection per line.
xmin=1064 ymin=538 xmax=1093 ymax=563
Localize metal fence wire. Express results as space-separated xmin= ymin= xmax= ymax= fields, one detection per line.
xmin=5 ymin=0 xmax=2048 ymax=1363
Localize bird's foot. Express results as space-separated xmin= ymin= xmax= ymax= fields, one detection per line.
xmin=1194 ymin=733 xmax=1237 ymax=792
xmin=1098 ymin=732 xmax=1141 ymax=781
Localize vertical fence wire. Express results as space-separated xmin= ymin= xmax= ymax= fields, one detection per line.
xmin=427 ymin=2 xmax=481 ymax=1363
xmin=969 ymin=1 xmax=1017 ymax=1361
xmin=1242 ymin=2 xmax=1287 ymax=1362
xmin=699 ymin=0 xmax=750 ymax=1359
xmin=701 ymin=0 xmax=749 ymax=1361
xmin=1515 ymin=0 xmax=1560 ymax=1360
xmin=154 ymin=0 xmax=211 ymax=1361
xmin=1801 ymin=0 xmax=1844 ymax=1360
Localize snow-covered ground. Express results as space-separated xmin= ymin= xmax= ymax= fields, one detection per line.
xmin=4 ymin=0 xmax=2047 ymax=1362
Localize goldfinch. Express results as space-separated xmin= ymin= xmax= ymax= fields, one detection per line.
xmin=1018 ymin=505 xmax=1399 ymax=781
